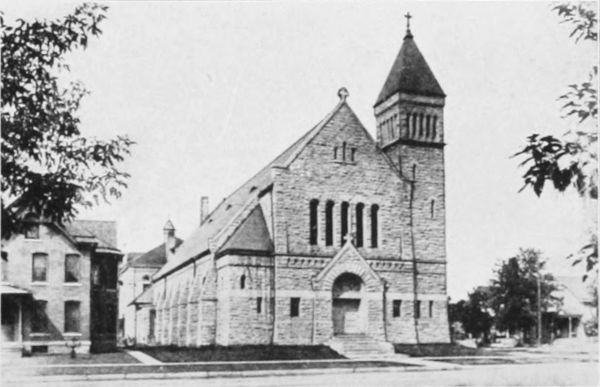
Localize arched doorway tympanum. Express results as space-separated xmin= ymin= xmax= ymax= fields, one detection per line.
xmin=332 ymin=273 xmax=365 ymax=335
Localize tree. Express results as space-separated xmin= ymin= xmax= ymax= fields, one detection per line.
xmin=449 ymin=287 xmax=494 ymax=344
xmin=514 ymin=3 xmax=597 ymax=277
xmin=1 ymin=3 xmax=134 ymax=237
xmin=488 ymin=249 xmax=559 ymax=343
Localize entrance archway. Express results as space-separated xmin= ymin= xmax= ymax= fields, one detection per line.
xmin=332 ymin=273 xmax=365 ymax=335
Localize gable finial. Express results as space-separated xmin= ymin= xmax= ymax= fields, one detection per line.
xmin=404 ymin=12 xmax=413 ymax=39
xmin=338 ymin=87 xmax=349 ymax=102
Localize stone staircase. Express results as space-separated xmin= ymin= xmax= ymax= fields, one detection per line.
xmin=328 ymin=334 xmax=395 ymax=359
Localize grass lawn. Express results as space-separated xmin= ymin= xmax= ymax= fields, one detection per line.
xmin=394 ymin=343 xmax=499 ymax=357
xmin=140 ymin=344 xmax=345 ymax=362
xmin=2 ymin=350 xmax=139 ymax=369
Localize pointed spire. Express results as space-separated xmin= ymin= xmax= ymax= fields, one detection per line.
xmin=163 ymin=219 xmax=175 ymax=231
xmin=374 ymin=19 xmax=445 ymax=106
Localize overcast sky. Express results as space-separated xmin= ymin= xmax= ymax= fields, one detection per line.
xmin=4 ymin=1 xmax=597 ymax=298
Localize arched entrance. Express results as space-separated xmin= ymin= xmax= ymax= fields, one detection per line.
xmin=332 ymin=273 xmax=365 ymax=335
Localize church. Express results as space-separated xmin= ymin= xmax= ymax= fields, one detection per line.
xmin=149 ymin=20 xmax=450 ymax=355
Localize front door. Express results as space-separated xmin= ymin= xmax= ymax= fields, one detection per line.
xmin=1 ymin=298 xmax=19 ymax=342
xmin=332 ymin=299 xmax=361 ymax=334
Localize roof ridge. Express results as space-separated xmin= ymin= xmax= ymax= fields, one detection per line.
xmin=277 ymin=99 xmax=346 ymax=168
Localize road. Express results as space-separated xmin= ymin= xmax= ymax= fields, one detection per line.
xmin=10 ymin=361 xmax=599 ymax=387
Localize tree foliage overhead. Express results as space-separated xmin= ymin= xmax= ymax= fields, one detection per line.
xmin=514 ymin=2 xmax=598 ymax=277
xmin=488 ymin=249 xmax=559 ymax=336
xmin=1 ymin=3 xmax=134 ymax=237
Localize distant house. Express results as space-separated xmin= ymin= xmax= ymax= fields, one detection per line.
xmin=547 ymin=276 xmax=598 ymax=339
xmin=1 ymin=216 xmax=122 ymax=354
xmin=118 ymin=221 xmax=182 ymax=345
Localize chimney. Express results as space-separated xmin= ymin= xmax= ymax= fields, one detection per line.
xmin=200 ymin=196 xmax=209 ymax=225
xmin=163 ymin=220 xmax=176 ymax=262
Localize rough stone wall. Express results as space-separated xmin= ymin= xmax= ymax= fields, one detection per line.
xmin=215 ymin=255 xmax=274 ymax=345
xmin=272 ymin=103 xmax=409 ymax=261
xmin=2 ymin=225 xmax=92 ymax=348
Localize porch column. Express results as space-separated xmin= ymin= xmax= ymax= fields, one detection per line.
xmin=18 ymin=299 xmax=22 ymax=343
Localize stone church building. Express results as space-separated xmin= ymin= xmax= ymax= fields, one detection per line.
xmin=151 ymin=25 xmax=450 ymax=352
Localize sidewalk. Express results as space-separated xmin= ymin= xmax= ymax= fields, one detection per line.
xmin=2 ymin=356 xmax=454 ymax=384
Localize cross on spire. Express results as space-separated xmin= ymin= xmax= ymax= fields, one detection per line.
xmin=404 ymin=12 xmax=413 ymax=38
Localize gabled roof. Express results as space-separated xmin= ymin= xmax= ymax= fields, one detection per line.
xmin=216 ymin=205 xmax=273 ymax=256
xmin=129 ymin=286 xmax=153 ymax=306
xmin=375 ymin=32 xmax=445 ymax=106
xmin=126 ymin=238 xmax=183 ymax=269
xmin=154 ymin=98 xmax=349 ymax=280
xmin=64 ymin=220 xmax=120 ymax=253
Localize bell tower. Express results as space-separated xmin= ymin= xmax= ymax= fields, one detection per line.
xmin=374 ymin=14 xmax=446 ymax=263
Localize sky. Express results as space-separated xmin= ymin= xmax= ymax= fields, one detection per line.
xmin=4 ymin=1 xmax=598 ymax=299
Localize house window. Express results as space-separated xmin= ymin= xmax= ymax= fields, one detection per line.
xmin=65 ymin=301 xmax=81 ymax=333
xmin=1 ymin=251 xmax=7 ymax=282
xmin=393 ymin=300 xmax=402 ymax=317
xmin=370 ymin=205 xmax=379 ymax=248
xmin=430 ymin=199 xmax=435 ymax=219
xmin=342 ymin=142 xmax=347 ymax=161
xmin=340 ymin=201 xmax=349 ymax=245
xmin=240 ymin=274 xmax=246 ymax=289
xmin=419 ymin=113 xmax=424 ymax=138
xmin=355 ymin=203 xmax=364 ymax=247
xmin=65 ymin=254 xmax=80 ymax=283
xmin=32 ymin=253 xmax=48 ymax=282
xmin=432 ymin=116 xmax=438 ymax=139
xmin=325 ymin=201 xmax=334 ymax=246
xmin=350 ymin=148 xmax=356 ymax=162
xmin=425 ymin=115 xmax=431 ymax=138
xmin=25 ymin=223 xmax=40 ymax=239
xmin=309 ymin=199 xmax=319 ymax=245
xmin=429 ymin=301 xmax=434 ymax=318
xmin=290 ymin=297 xmax=300 ymax=317
xmin=415 ymin=300 xmax=421 ymax=319
xmin=412 ymin=164 xmax=417 ymax=180
xmin=333 ymin=147 xmax=338 ymax=160
xmin=256 ymin=297 xmax=262 ymax=314
xmin=32 ymin=300 xmax=48 ymax=333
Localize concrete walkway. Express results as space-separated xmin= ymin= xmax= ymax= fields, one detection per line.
xmin=125 ymin=350 xmax=163 ymax=365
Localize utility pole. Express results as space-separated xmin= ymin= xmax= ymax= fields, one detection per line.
xmin=537 ymin=271 xmax=542 ymax=347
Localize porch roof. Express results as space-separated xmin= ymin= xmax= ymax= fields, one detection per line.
xmin=1 ymin=283 xmax=31 ymax=295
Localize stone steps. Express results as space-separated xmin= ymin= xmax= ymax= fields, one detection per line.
xmin=328 ymin=334 xmax=395 ymax=359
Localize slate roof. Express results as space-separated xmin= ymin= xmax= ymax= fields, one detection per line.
xmin=216 ymin=206 xmax=273 ymax=256
xmin=64 ymin=220 xmax=120 ymax=253
xmin=127 ymin=238 xmax=183 ymax=269
xmin=375 ymin=32 xmax=445 ymax=106
xmin=154 ymin=99 xmax=348 ymax=280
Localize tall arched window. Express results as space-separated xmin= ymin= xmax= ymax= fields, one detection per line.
xmin=412 ymin=164 xmax=417 ymax=180
xmin=355 ymin=203 xmax=364 ymax=247
xmin=340 ymin=201 xmax=349 ymax=246
xmin=342 ymin=142 xmax=347 ymax=161
xmin=432 ymin=116 xmax=438 ymax=140
xmin=425 ymin=115 xmax=431 ymax=138
xmin=240 ymin=274 xmax=246 ymax=289
xmin=412 ymin=114 xmax=418 ymax=138
xmin=419 ymin=113 xmax=424 ymax=138
xmin=325 ymin=201 xmax=334 ymax=246
xmin=405 ymin=113 xmax=410 ymax=137
xmin=370 ymin=204 xmax=379 ymax=248
xmin=333 ymin=147 xmax=338 ymax=160
xmin=430 ymin=199 xmax=436 ymax=219
xmin=309 ymin=199 xmax=319 ymax=245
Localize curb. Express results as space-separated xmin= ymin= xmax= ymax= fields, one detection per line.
xmin=4 ymin=363 xmax=457 ymax=384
